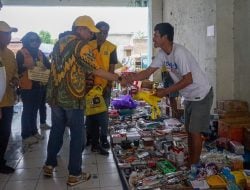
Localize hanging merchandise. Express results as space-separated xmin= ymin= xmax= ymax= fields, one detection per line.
xmin=85 ymin=85 xmax=107 ymax=116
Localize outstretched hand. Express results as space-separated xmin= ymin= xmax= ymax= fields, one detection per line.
xmin=122 ymin=72 xmax=136 ymax=84
xmin=154 ymin=88 xmax=169 ymax=98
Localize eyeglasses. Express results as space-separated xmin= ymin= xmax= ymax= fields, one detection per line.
xmin=29 ymin=38 xmax=39 ymax=43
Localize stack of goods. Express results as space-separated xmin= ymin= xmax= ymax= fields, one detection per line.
xmin=217 ymin=100 xmax=250 ymax=152
xmin=217 ymin=100 xmax=250 ymax=119
xmin=109 ymin=107 xmax=191 ymax=189
xmin=108 ymin=96 xmax=250 ymax=189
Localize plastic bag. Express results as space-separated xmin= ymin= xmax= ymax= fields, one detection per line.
xmin=133 ymin=91 xmax=161 ymax=120
xmin=85 ymin=85 xmax=107 ymax=116
xmin=111 ymin=95 xmax=137 ymax=109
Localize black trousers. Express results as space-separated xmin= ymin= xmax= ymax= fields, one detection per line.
xmin=0 ymin=106 xmax=13 ymax=165
xmin=86 ymin=111 xmax=107 ymax=147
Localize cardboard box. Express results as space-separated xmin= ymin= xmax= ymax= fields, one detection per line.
xmin=244 ymin=128 xmax=250 ymax=151
xmin=126 ymin=132 xmax=141 ymax=141
xmin=217 ymin=110 xmax=250 ymax=119
xmin=218 ymin=117 xmax=250 ymax=143
xmin=111 ymin=134 xmax=127 ymax=144
xmin=217 ymin=100 xmax=249 ymax=112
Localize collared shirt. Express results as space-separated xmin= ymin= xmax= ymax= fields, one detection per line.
xmin=0 ymin=47 xmax=18 ymax=107
xmin=47 ymin=35 xmax=99 ymax=109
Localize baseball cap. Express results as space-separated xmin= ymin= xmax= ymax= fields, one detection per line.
xmin=73 ymin=15 xmax=99 ymax=33
xmin=0 ymin=21 xmax=18 ymax=33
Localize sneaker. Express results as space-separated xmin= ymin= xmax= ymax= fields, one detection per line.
xmin=99 ymin=146 xmax=109 ymax=156
xmin=23 ymin=136 xmax=39 ymax=145
xmin=0 ymin=164 xmax=15 ymax=174
xmin=91 ymin=145 xmax=99 ymax=153
xmin=102 ymin=141 xmax=110 ymax=149
xmin=40 ymin=123 xmax=51 ymax=130
xmin=91 ymin=145 xmax=109 ymax=156
xmin=43 ymin=165 xmax=54 ymax=177
xmin=67 ymin=172 xmax=91 ymax=186
xmin=100 ymin=136 xmax=110 ymax=149
xmin=34 ymin=133 xmax=44 ymax=140
xmin=86 ymin=139 xmax=91 ymax=147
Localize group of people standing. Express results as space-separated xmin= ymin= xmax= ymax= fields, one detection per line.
xmin=0 ymin=14 xmax=213 ymax=187
xmin=0 ymin=22 xmax=52 ymax=174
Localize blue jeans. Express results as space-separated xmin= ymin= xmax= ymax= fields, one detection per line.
xmin=45 ymin=106 xmax=85 ymax=176
xmin=39 ymin=86 xmax=47 ymax=124
xmin=20 ymin=88 xmax=43 ymax=139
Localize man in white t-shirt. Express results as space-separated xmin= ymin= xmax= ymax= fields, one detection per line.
xmin=125 ymin=22 xmax=213 ymax=166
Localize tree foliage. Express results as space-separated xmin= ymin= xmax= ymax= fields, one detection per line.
xmin=39 ymin=30 xmax=53 ymax=44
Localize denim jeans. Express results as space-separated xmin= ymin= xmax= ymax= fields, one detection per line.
xmin=39 ymin=86 xmax=47 ymax=124
xmin=45 ymin=106 xmax=85 ymax=176
xmin=20 ymin=88 xmax=43 ymax=139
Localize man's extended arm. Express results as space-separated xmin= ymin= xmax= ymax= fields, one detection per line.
xmin=125 ymin=67 xmax=158 ymax=83
xmin=93 ymin=68 xmax=126 ymax=85
xmin=156 ymin=72 xmax=193 ymax=97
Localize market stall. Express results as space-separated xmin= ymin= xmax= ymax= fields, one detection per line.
xmin=108 ymin=91 xmax=250 ymax=190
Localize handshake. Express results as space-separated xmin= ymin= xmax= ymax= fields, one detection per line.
xmin=117 ymin=72 xmax=169 ymax=98
xmin=117 ymin=72 xmax=137 ymax=87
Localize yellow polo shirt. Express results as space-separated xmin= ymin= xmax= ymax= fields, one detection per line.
xmin=0 ymin=47 xmax=18 ymax=107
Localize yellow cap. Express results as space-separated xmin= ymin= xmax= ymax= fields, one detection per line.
xmin=73 ymin=15 xmax=100 ymax=33
xmin=0 ymin=21 xmax=17 ymax=33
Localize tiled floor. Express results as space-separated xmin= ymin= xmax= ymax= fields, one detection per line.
xmin=0 ymin=105 xmax=123 ymax=190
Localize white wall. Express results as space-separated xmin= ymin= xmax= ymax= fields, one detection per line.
xmin=150 ymin=0 xmax=163 ymax=82
xmin=216 ymin=0 xmax=234 ymax=101
xmin=234 ymin=0 xmax=250 ymax=105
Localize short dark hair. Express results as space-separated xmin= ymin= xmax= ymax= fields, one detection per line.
xmin=154 ymin=23 xmax=174 ymax=42
xmin=21 ymin=32 xmax=41 ymax=47
xmin=96 ymin=21 xmax=110 ymax=30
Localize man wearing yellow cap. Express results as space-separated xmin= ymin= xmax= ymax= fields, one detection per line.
xmin=0 ymin=21 xmax=18 ymax=174
xmin=43 ymin=15 xmax=125 ymax=186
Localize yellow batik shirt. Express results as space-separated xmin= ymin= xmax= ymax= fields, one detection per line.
xmin=46 ymin=35 xmax=99 ymax=109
